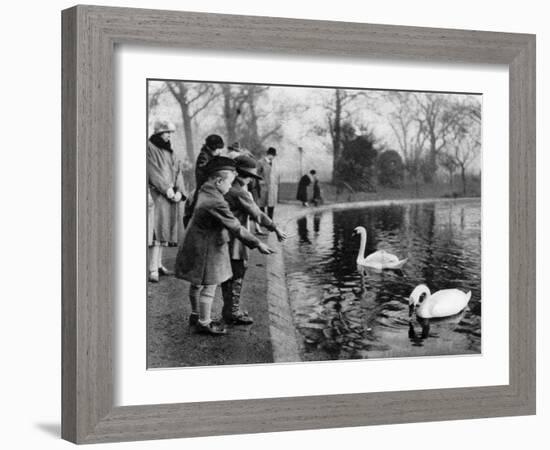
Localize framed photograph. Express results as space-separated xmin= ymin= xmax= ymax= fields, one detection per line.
xmin=62 ymin=5 xmax=535 ymax=444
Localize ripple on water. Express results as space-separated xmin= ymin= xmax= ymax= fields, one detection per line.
xmin=283 ymin=200 xmax=482 ymax=362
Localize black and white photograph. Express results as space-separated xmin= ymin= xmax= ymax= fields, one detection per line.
xmin=146 ymin=79 xmax=482 ymax=368
xmin=2 ymin=0 xmax=544 ymax=447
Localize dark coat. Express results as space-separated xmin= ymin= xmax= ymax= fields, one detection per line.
xmin=311 ymin=177 xmax=323 ymax=203
xmin=183 ymin=145 xmax=217 ymax=227
xmin=296 ymin=174 xmax=312 ymax=202
xmin=147 ymin=138 xmax=185 ymax=244
xmin=175 ymin=181 xmax=261 ymax=285
xmin=225 ymin=178 xmax=276 ymax=261
xmin=194 ymin=145 xmax=217 ymax=188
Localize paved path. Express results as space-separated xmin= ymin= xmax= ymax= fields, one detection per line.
xmin=147 ymin=241 xmax=276 ymax=368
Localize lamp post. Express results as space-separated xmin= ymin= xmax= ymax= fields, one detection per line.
xmin=298 ymin=146 xmax=304 ymax=177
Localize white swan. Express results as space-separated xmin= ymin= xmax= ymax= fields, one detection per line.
xmin=409 ymin=284 xmax=471 ymax=319
xmin=353 ymin=226 xmax=408 ymax=270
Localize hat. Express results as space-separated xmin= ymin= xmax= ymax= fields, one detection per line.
xmin=234 ymin=155 xmax=262 ymax=180
xmin=153 ymin=120 xmax=176 ymax=134
xmin=205 ymin=134 xmax=225 ymax=150
xmin=204 ymin=156 xmax=236 ymax=176
xmin=228 ymin=142 xmax=241 ymax=151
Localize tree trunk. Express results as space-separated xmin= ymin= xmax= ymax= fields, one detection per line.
xmin=461 ymin=166 xmax=467 ymax=195
xmin=245 ymin=89 xmax=262 ymax=156
xmin=222 ymin=85 xmax=238 ymax=145
xmin=425 ymin=134 xmax=437 ymax=183
xmin=332 ymin=90 xmax=342 ymax=183
xmin=178 ymin=102 xmax=195 ymax=163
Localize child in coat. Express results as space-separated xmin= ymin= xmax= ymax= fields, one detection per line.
xmin=222 ymin=155 xmax=287 ymax=325
xmin=175 ymin=156 xmax=274 ymax=335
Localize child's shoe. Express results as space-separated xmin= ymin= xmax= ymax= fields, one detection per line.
xmin=195 ymin=320 xmax=227 ymax=336
xmin=148 ymin=271 xmax=159 ymax=283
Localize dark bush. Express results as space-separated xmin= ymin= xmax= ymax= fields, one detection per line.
xmin=377 ymin=149 xmax=404 ymax=188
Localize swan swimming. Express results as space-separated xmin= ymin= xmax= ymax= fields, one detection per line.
xmin=353 ymin=226 xmax=408 ymax=270
xmin=409 ymin=284 xmax=471 ymax=319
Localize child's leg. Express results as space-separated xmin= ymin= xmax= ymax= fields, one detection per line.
xmin=231 ymin=260 xmax=247 ymax=316
xmin=188 ymin=284 xmax=201 ymax=316
xmin=197 ymin=284 xmax=217 ymax=326
xmin=221 ymin=278 xmax=233 ymax=320
xmin=222 ymin=260 xmax=252 ymax=324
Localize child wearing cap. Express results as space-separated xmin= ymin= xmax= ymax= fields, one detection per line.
xmin=175 ymin=156 xmax=274 ymax=335
xmin=222 ymin=155 xmax=288 ymax=325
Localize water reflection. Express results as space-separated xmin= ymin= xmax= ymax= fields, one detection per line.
xmin=284 ymin=200 xmax=481 ymax=361
xmin=297 ymin=216 xmax=311 ymax=244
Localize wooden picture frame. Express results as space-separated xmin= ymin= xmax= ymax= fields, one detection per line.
xmin=61 ymin=5 xmax=536 ymax=444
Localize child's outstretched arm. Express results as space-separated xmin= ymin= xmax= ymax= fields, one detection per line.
xmin=209 ymin=198 xmax=275 ymax=254
xmin=237 ymin=191 xmax=287 ymax=242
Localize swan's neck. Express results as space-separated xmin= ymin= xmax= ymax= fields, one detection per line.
xmin=357 ymin=230 xmax=367 ymax=263
xmin=417 ymin=286 xmax=431 ymax=302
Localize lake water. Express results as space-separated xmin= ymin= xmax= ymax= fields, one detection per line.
xmin=283 ymin=199 xmax=481 ymax=361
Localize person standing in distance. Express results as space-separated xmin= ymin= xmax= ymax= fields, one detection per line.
xmin=257 ymin=147 xmax=280 ymax=220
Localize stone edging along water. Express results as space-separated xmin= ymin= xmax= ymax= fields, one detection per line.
xmin=265 ymin=197 xmax=480 ymax=363
xmin=266 ymin=232 xmax=302 ymax=363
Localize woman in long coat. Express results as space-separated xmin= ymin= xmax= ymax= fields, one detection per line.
xmin=256 ymin=147 xmax=279 ymax=219
xmin=296 ymin=173 xmax=311 ymax=206
xmin=147 ymin=120 xmax=186 ymax=282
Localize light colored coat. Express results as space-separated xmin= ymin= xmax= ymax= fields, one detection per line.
xmin=147 ymin=188 xmax=155 ymax=246
xmin=257 ymin=157 xmax=280 ymax=208
xmin=175 ymin=181 xmax=261 ymax=285
xmin=147 ymin=140 xmax=185 ymax=244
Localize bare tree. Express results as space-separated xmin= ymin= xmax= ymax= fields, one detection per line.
xmin=166 ymin=81 xmax=220 ymax=162
xmin=148 ymin=83 xmax=168 ymax=114
xmin=221 ymin=84 xmax=248 ymax=145
xmin=218 ymin=84 xmax=284 ymax=156
xmin=438 ymin=152 xmax=459 ymax=187
xmin=444 ymin=111 xmax=481 ymax=195
xmin=323 ymin=89 xmax=370 ymax=182
xmin=384 ymin=91 xmax=428 ymax=184
xmin=241 ymin=86 xmax=282 ymax=155
xmin=413 ymin=93 xmax=468 ymax=183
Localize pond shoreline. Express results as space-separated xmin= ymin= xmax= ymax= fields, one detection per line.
xmin=277 ymin=197 xmax=480 ymax=225
xmin=279 ymin=198 xmax=482 ymax=361
xmin=269 ymin=197 xmax=480 ymax=362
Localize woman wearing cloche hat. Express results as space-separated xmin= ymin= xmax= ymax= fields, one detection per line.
xmin=147 ymin=120 xmax=186 ymax=282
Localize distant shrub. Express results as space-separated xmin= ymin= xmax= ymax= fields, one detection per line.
xmin=377 ymin=150 xmax=404 ymax=188
xmin=335 ymin=128 xmax=380 ymax=192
